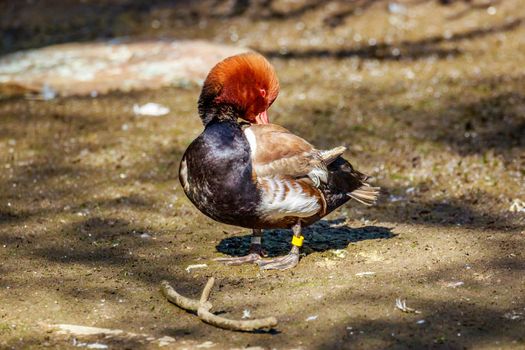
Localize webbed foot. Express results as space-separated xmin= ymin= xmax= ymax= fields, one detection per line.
xmin=215 ymin=244 xmax=267 ymax=265
xmin=215 ymin=253 xmax=262 ymax=265
xmin=257 ymin=252 xmax=300 ymax=270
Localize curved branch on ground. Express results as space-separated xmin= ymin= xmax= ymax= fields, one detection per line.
xmin=161 ymin=278 xmax=278 ymax=332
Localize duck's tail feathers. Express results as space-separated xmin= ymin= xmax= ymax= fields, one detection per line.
xmin=320 ymin=146 xmax=346 ymax=165
xmin=347 ymin=184 xmax=380 ymax=206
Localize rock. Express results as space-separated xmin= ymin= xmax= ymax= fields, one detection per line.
xmin=355 ymin=271 xmax=375 ymax=277
xmin=133 ymin=103 xmax=170 ymax=117
xmin=54 ymin=324 xmax=124 ymax=336
xmin=509 ymin=199 xmax=525 ymax=213
xmin=0 ymin=40 xmax=246 ymax=97
xmin=157 ymin=336 xmax=175 ymax=347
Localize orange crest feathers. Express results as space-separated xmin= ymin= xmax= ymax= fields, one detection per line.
xmin=199 ymin=52 xmax=280 ymax=122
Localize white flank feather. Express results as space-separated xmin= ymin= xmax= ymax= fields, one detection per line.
xmin=243 ymin=127 xmax=257 ymax=155
xmin=258 ymin=176 xmax=321 ymax=219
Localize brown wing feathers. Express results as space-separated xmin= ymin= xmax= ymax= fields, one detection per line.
xmin=254 ymin=151 xmax=326 ymax=183
xmin=247 ymin=124 xmax=341 ymax=185
xmin=320 ymin=146 xmax=346 ymax=164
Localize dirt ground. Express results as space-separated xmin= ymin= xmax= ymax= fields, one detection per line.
xmin=1 ymin=1 xmax=525 ymax=349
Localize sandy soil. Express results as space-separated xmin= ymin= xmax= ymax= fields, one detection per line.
xmin=1 ymin=1 xmax=524 ymax=349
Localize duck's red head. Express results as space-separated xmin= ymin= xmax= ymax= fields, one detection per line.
xmin=198 ymin=52 xmax=279 ymax=124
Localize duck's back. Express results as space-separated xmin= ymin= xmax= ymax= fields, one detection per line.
xmin=179 ymin=120 xmax=261 ymax=227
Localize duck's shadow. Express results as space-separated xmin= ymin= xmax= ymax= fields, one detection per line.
xmin=216 ymin=219 xmax=395 ymax=257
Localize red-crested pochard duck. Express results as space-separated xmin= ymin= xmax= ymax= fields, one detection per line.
xmin=179 ymin=52 xmax=379 ymax=270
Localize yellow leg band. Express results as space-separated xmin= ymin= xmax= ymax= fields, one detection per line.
xmin=291 ymin=235 xmax=304 ymax=247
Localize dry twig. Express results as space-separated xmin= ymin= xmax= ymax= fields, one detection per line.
xmin=161 ymin=278 xmax=278 ymax=332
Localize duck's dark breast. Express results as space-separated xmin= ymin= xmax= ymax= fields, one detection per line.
xmin=180 ymin=120 xmax=261 ymax=228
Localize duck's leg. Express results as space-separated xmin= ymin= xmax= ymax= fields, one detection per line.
xmin=215 ymin=229 xmax=267 ymax=265
xmin=257 ymin=222 xmax=303 ymax=270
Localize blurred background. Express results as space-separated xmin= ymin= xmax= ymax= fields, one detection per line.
xmin=1 ymin=0 xmax=524 ymax=349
